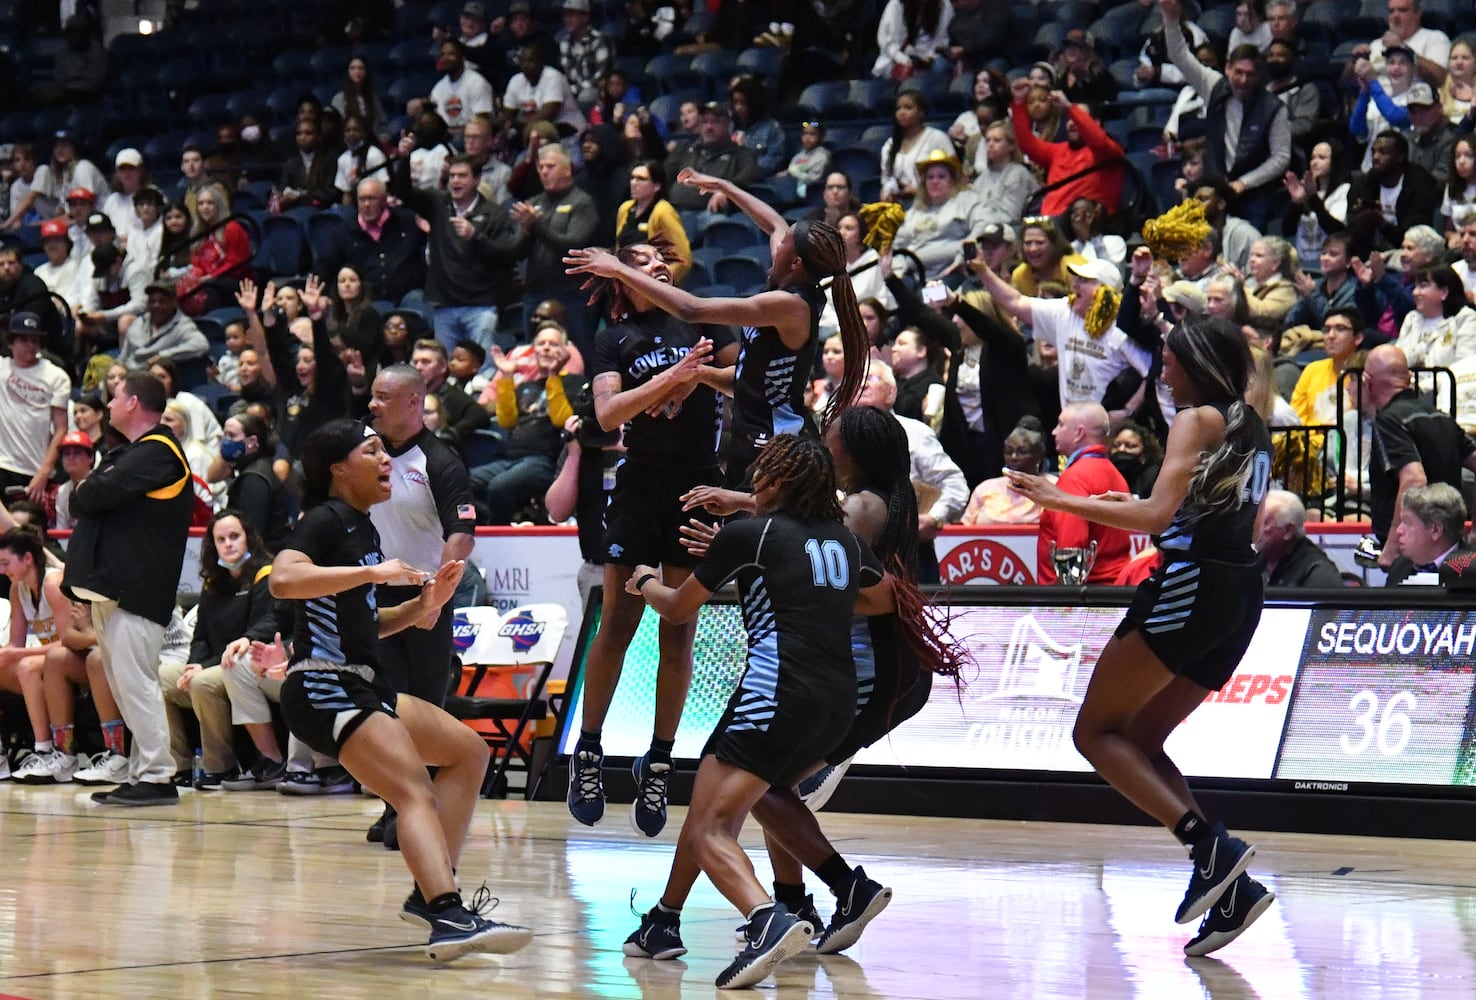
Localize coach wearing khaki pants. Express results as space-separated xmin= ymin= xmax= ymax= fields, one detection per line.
xmin=63 ymin=370 xmax=194 ymax=806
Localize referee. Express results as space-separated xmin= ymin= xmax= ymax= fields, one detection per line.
xmin=365 ymin=363 xmax=478 ymax=842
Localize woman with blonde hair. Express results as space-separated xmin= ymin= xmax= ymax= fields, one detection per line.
xmin=1242 ymin=237 xmax=1298 ymax=327
xmin=1441 ymin=37 xmax=1475 ymax=126
xmin=892 ymin=150 xmax=986 ymax=280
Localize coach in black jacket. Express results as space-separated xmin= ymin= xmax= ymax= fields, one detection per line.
xmin=63 ymin=370 xmax=193 ymax=805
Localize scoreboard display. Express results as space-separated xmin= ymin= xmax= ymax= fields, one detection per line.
xmin=558 ymin=591 xmax=1476 ymax=796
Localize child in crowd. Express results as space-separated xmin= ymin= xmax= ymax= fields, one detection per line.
xmin=787 ymin=121 xmax=832 ymax=198
xmin=215 ymin=320 xmax=248 ymax=393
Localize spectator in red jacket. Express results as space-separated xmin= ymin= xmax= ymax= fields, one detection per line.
xmin=1037 ymin=401 xmax=1134 ymax=584
xmin=176 ymin=184 xmax=250 ymax=316
xmin=1010 ymin=79 xmax=1124 ymax=217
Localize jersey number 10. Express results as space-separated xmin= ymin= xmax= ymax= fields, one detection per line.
xmin=805 ymin=538 xmax=850 ymax=590
xmin=1241 ymin=451 xmax=1272 ymax=504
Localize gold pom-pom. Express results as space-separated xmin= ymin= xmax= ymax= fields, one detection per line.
xmin=1084 ymin=284 xmax=1120 ymax=338
xmin=1141 ymin=199 xmax=1212 ymax=263
xmin=859 ymin=202 xmax=906 ymax=252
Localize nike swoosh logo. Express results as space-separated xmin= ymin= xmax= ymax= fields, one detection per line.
xmin=441 ymin=918 xmax=477 ymax=931
xmin=1219 ymin=885 xmax=1238 ymax=918
xmin=1198 ymin=840 xmax=1217 ymax=880
xmin=840 ymin=882 xmax=857 ymax=918
xmin=751 ymin=913 xmax=775 ymax=948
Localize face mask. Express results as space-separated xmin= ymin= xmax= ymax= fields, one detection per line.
xmin=217 ymin=552 xmax=251 ymax=572
xmin=241 ymin=124 xmax=261 ymax=143
xmin=220 ymin=438 xmax=248 ymax=463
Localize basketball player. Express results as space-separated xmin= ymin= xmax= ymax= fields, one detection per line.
xmin=619 ymin=435 xmax=894 ymax=989
xmin=563 ymin=167 xmax=871 ymax=486
xmin=1007 ymin=318 xmax=1277 ymax=956
xmin=269 ymin=420 xmax=532 ymax=962
xmin=565 ymin=242 xmax=740 ymax=836
xmin=673 ymin=405 xmax=964 ymax=955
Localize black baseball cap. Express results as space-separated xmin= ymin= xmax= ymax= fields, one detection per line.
xmin=8 ymin=312 xmax=42 ymax=337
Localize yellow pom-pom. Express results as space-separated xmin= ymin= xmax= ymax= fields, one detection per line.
xmin=1084 ymin=285 xmax=1120 ymax=338
xmin=859 ymin=202 xmax=906 ymax=252
xmin=1141 ymin=199 xmax=1212 ymax=263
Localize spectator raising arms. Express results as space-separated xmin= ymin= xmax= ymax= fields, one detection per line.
xmin=1010 ymin=80 xmax=1125 ymax=218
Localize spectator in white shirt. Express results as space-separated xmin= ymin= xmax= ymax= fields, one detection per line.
xmin=429 ymin=39 xmax=495 ymax=137
xmin=33 ymin=219 xmax=84 ymax=308
xmin=100 ymin=148 xmax=150 ymax=235
xmin=333 ymin=114 xmax=389 ymax=205
xmin=1364 ymin=0 xmax=1451 ymax=88
xmin=503 ymin=45 xmax=587 ymax=134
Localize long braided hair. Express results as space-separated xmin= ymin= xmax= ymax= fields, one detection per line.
xmin=792 ymin=220 xmax=869 ymax=431
xmin=600 ymin=239 xmax=679 ymax=320
xmin=749 ymin=434 xmax=844 ymax=523
xmin=833 ymin=406 xmax=965 ymax=683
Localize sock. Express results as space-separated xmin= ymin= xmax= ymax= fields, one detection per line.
xmin=745 ymin=900 xmax=776 ymax=922
xmin=652 ymin=901 xmax=681 ymax=925
xmin=50 ymin=724 xmax=74 ymax=754
xmin=34 ymin=740 xmax=53 ymax=754
xmin=815 ymin=853 xmax=853 ymax=894
xmin=648 ymin=736 xmax=674 ymax=766
xmin=101 ymin=719 xmax=126 ymax=755
xmin=427 ymin=891 xmax=463 ymax=913
xmin=577 ymin=729 xmax=602 ymax=754
xmin=1173 ymin=810 xmax=1210 ymax=846
xmin=773 ymin=881 xmax=807 ymax=908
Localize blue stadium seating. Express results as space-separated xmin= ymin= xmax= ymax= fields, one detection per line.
xmin=700 ymin=218 xmax=765 ymax=251
xmin=254 ymin=216 xmax=307 ymax=278
xmin=713 ymin=256 xmax=768 ymax=292
xmin=307 ymin=213 xmax=345 ymax=269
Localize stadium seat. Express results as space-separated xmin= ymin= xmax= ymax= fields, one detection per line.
xmin=690 ymin=51 xmax=738 ymax=98
xmin=254 ymin=216 xmax=306 ymax=278
xmin=714 ymin=255 xmax=768 ymax=292
xmin=644 ymin=52 xmax=699 ymax=93
xmin=1197 ymin=5 xmax=1237 ymax=42
xmin=831 ymin=146 xmax=881 ymax=183
xmin=306 ymin=212 xmax=345 ymax=268
xmin=700 ymin=218 xmax=765 ymax=251
xmin=794 ymin=81 xmax=850 ymax=121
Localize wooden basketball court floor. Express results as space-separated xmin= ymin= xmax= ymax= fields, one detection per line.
xmin=0 ymin=783 xmax=1473 ymax=999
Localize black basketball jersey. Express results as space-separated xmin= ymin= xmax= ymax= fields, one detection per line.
xmin=1157 ymin=402 xmax=1273 ymax=562
xmin=694 ymin=512 xmax=884 ymax=708
xmin=592 ymin=309 xmax=735 ymax=463
xmin=281 ymin=498 xmax=388 ymax=669
xmin=730 ymin=283 xmax=825 ymax=446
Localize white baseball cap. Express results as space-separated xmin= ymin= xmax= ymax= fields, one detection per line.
xmin=1065 ymin=257 xmax=1123 ymax=293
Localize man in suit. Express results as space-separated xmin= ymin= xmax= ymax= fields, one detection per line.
xmin=1257 ymin=490 xmax=1344 ymax=587
xmin=1384 ymin=482 xmax=1474 ymax=585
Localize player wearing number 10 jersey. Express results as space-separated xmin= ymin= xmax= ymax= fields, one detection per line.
xmin=1007 ymin=318 xmax=1276 ymax=959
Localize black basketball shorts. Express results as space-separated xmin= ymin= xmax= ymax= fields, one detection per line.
xmin=602 ymin=459 xmax=721 ymax=569
xmin=1116 ymin=555 xmax=1264 ymax=691
xmin=280 ymin=661 xmax=400 ymax=758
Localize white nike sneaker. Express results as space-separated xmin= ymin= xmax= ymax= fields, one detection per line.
xmin=12 ymin=749 xmax=79 ymax=785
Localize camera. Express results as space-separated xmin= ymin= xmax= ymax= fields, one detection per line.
xmin=962 ymin=240 xmax=978 ymax=261
xmin=922 ymin=281 xmax=949 ymax=306
xmin=566 ymin=378 xmax=619 ymax=448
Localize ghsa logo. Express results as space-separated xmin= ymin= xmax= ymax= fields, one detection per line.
xmin=499 ymin=610 xmax=545 ymax=653
xmin=451 ymin=613 xmax=480 ymax=652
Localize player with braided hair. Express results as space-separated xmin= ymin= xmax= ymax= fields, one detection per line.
xmin=668 ymin=405 xmax=966 ymax=957
xmin=621 ymin=434 xmax=894 ymax=990
xmin=564 ymin=241 xmax=740 ymax=835
xmin=1008 ymin=317 xmax=1276 ymax=957
xmin=565 ymin=167 xmax=871 ymax=487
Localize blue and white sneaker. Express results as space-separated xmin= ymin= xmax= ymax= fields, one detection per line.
xmin=567 ymin=746 xmax=605 ymax=826
xmin=1176 ymin=822 xmax=1256 ymax=925
xmin=623 ymin=908 xmax=687 ymax=960
xmin=1184 ymin=873 xmax=1275 ymax=957
xmin=400 ymin=885 xmax=433 ymax=930
xmin=798 ymin=757 xmax=853 ymax=812
xmin=733 ymin=894 xmax=823 ymax=944
xmin=425 ymin=885 xmax=533 ymax=961
xmin=816 ymin=867 xmax=892 ymax=955
xmin=716 ymin=904 xmax=814 ymax=990
xmin=629 ymin=753 xmax=670 ymax=837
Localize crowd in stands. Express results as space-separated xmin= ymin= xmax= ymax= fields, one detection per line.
xmin=3 ymin=0 xmax=1476 ymax=771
